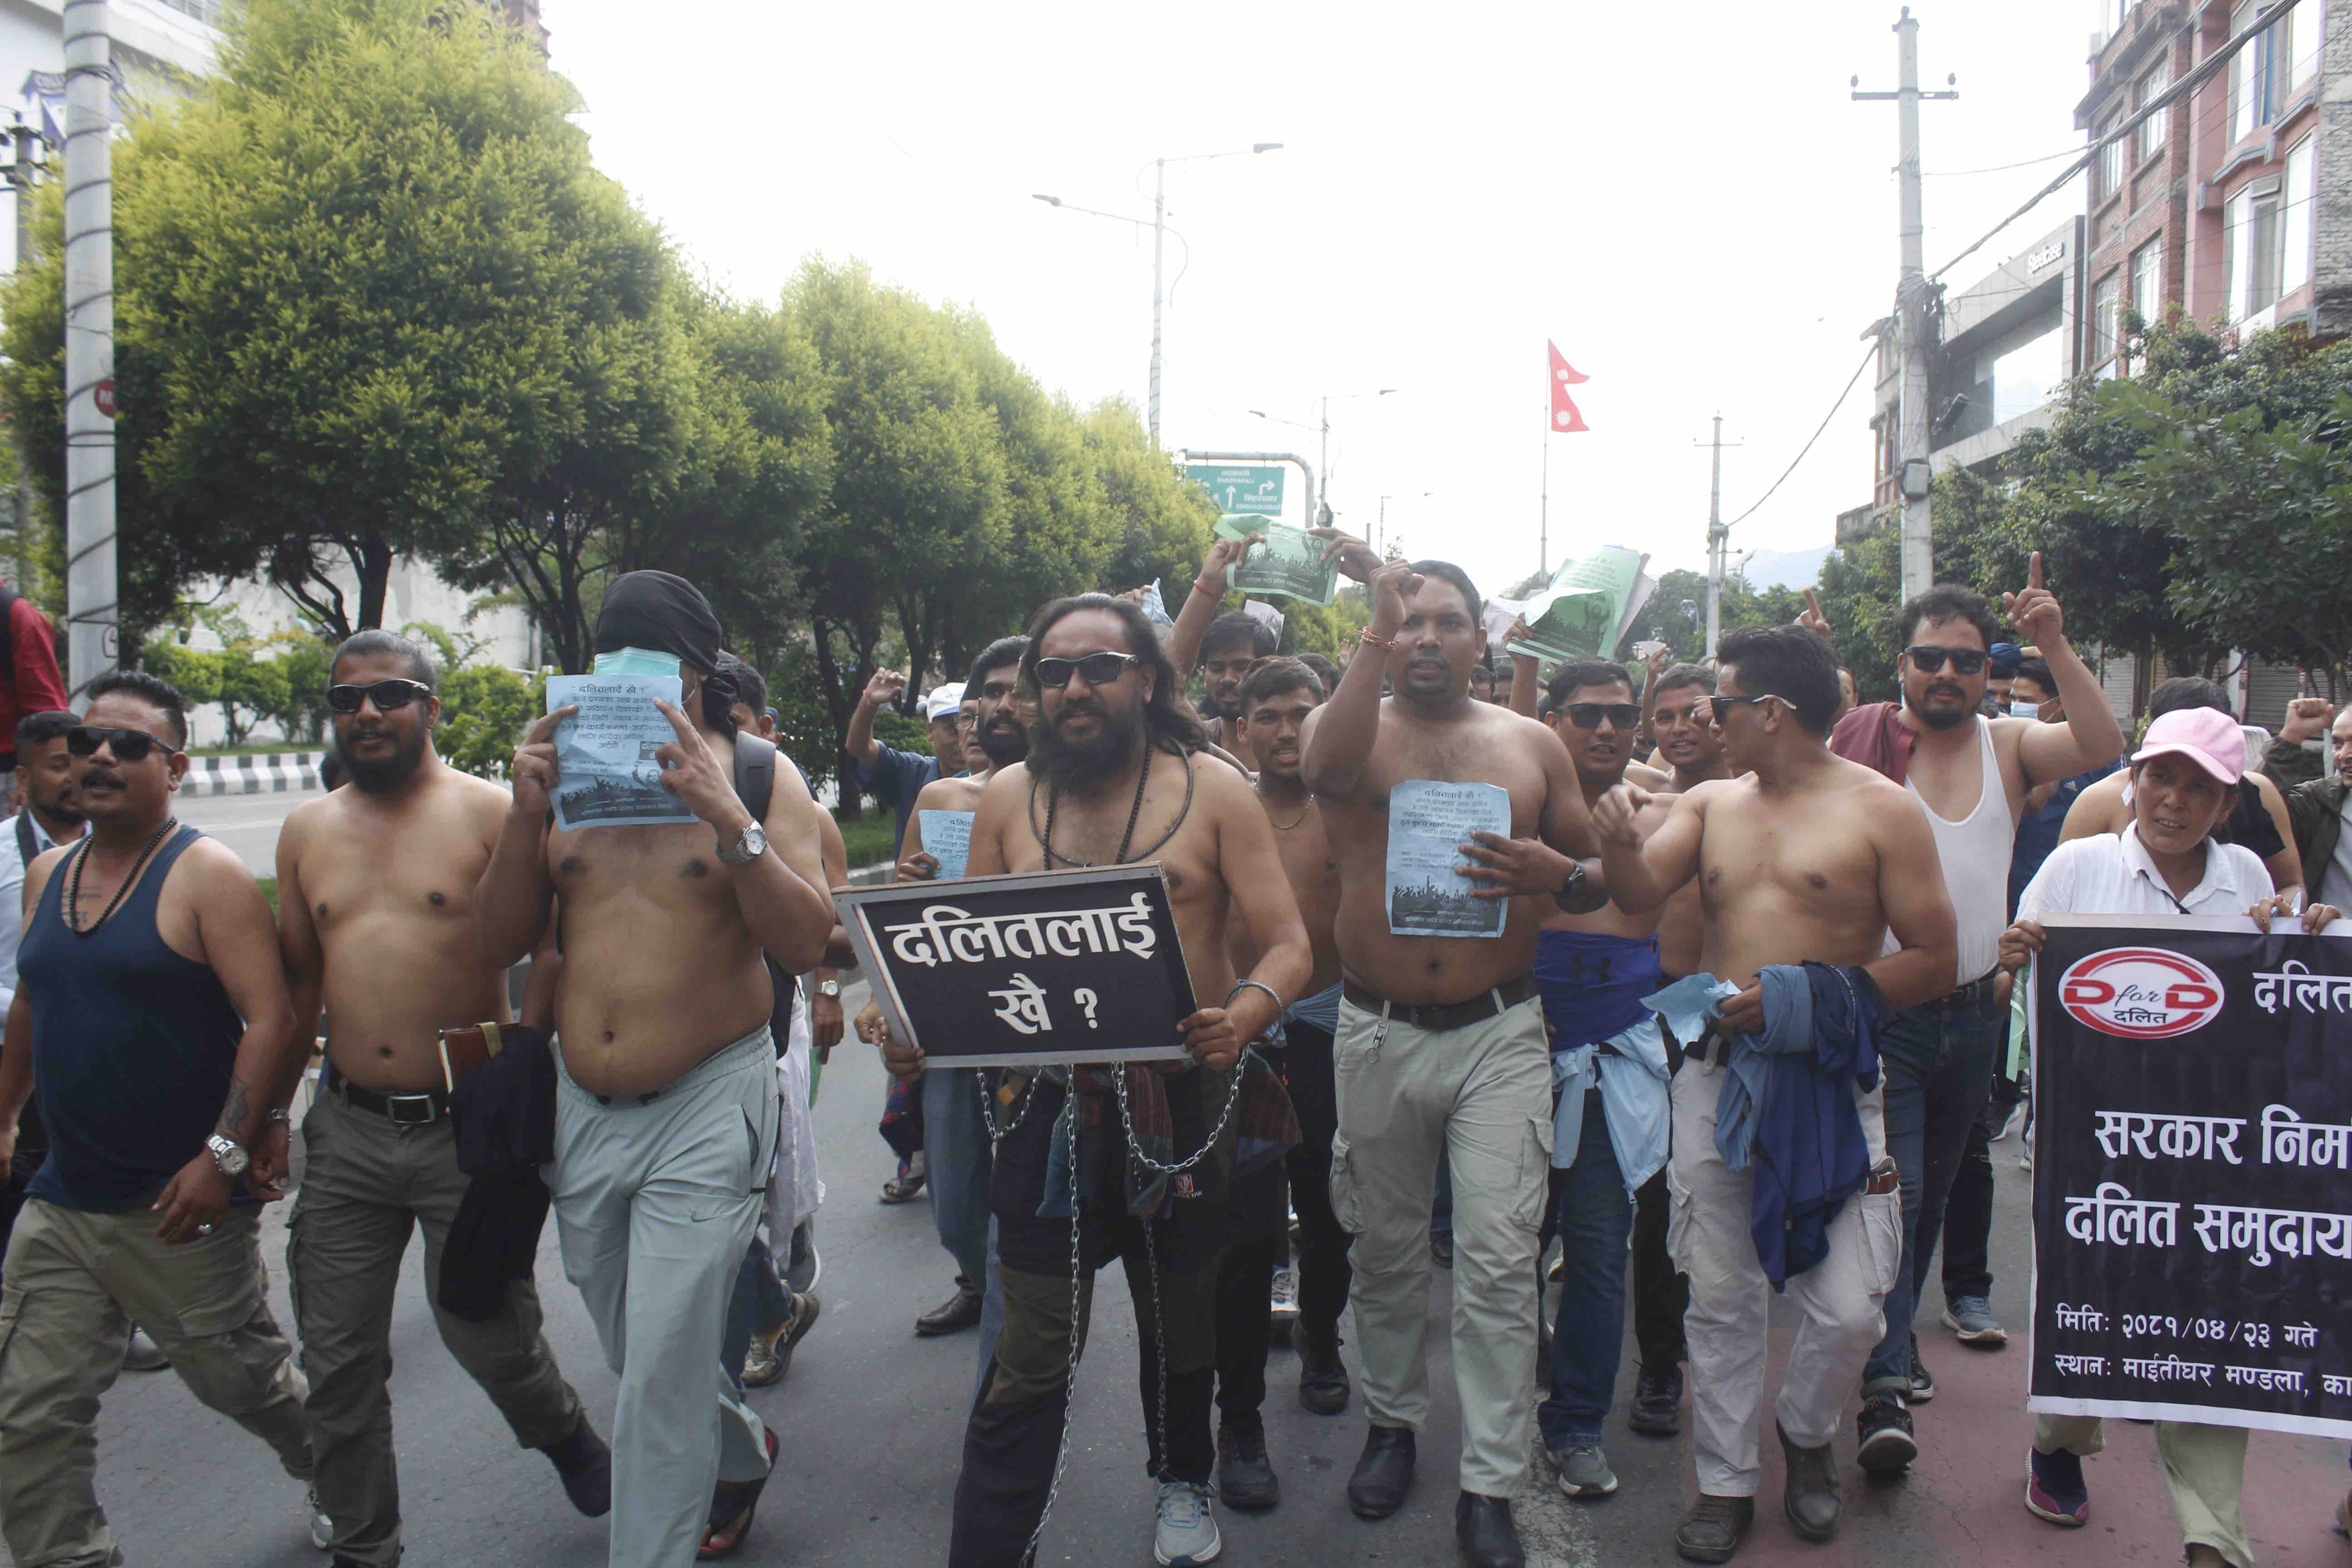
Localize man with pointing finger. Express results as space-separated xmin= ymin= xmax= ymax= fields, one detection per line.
xmin=1825 ymin=554 xmax=2123 ymax=1475
xmin=476 ymin=571 xmax=837 ymax=1568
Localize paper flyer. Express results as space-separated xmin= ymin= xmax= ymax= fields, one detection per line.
xmin=1505 ymin=547 xmax=1651 ymax=666
xmin=545 ymin=673 xmax=696 ymax=831
xmin=1384 ymin=780 xmax=1512 ymax=938
xmin=1214 ymin=513 xmax=1339 ymax=607
xmin=917 ymin=809 xmax=975 ymax=879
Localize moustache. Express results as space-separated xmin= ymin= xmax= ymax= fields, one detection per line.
xmin=1054 ymin=699 xmax=1107 ymax=723
xmin=80 ymin=768 xmax=124 ymax=790
xmin=1927 ymin=684 xmax=1966 ymax=701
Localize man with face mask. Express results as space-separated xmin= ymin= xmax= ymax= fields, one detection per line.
xmin=1825 ymin=557 xmax=2122 ymax=1475
xmin=478 ymin=570 xmax=836 ymax=1568
xmin=274 ymin=630 xmax=609 ymax=1568
xmin=857 ymin=636 xmax=1031 ymax=1344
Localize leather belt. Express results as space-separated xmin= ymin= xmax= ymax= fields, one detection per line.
xmin=326 ymin=1063 xmax=448 ymax=1126
xmin=1922 ymin=969 xmax=2003 ymax=1012
xmin=1341 ymin=973 xmax=1537 ymax=1033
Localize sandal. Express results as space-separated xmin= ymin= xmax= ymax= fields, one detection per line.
xmin=697 ymin=1426 xmax=778 ymax=1561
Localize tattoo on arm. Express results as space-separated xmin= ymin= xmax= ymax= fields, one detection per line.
xmin=216 ymin=1078 xmax=251 ymax=1142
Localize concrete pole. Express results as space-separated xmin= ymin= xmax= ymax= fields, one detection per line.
xmin=61 ymin=0 xmax=115 ymax=699
xmin=1704 ymin=415 xmax=1725 ymax=659
xmin=1148 ymin=157 xmax=1165 ymax=448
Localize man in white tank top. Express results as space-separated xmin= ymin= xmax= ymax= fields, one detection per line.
xmin=1823 ymin=558 xmax=2124 ymax=1476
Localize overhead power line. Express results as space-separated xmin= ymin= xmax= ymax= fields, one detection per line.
xmin=1724 ymin=343 xmax=1879 ymax=534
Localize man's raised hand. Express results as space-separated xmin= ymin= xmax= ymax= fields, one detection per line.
xmin=1309 ymin=527 xmax=1383 ymax=584
xmin=651 ymin=700 xmax=749 ymax=834
xmin=1591 ymin=782 xmax=1651 ymax=849
xmin=1197 ymin=535 xmax=1256 ymax=599
xmin=859 ymin=668 xmax=908 ymax=712
xmin=1798 ymin=589 xmax=1832 ymax=639
xmin=510 ymin=706 xmax=574 ymax=818
xmin=1366 ymin=559 xmax=1423 ymax=638
xmin=2282 ymin=696 xmax=2337 ymax=745
xmin=2002 ymin=551 xmax=2064 ymax=647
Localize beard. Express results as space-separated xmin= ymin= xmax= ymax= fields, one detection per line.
xmin=976 ymin=718 xmax=1029 ymax=769
xmin=343 ymin=727 xmax=430 ymax=793
xmin=1906 ymin=685 xmax=1975 ymax=730
xmin=1029 ymin=696 xmax=1145 ymax=791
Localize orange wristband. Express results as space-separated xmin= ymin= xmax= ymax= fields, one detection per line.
xmin=1359 ymin=628 xmax=1401 ymax=651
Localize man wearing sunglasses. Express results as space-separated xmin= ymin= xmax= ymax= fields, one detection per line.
xmin=478 ymin=570 xmax=835 ymax=1568
xmin=1300 ymin=553 xmax=1609 ymax=1568
xmin=935 ymin=593 xmax=1309 ymax=1568
xmin=0 ymin=671 xmax=323 ymax=1568
xmin=1592 ymin=627 xmax=1957 ymax=1562
xmin=274 ymin=630 xmax=609 ymax=1568
xmin=1823 ymin=557 xmax=2122 ymax=1477
xmin=1166 ymin=533 xmax=1282 ymax=773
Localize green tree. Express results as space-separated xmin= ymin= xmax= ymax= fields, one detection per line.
xmin=435 ymin=662 xmax=540 ymax=778
xmin=0 ymin=0 xmax=671 ymax=648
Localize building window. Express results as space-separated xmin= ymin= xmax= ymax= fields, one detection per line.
xmin=2097 ymin=116 xmax=2125 ymax=204
xmin=2223 ymin=182 xmax=2286 ymax=322
xmin=2130 ymin=241 xmax=2161 ymax=343
xmin=2135 ymin=61 xmax=2170 ymax=164
xmin=2093 ymin=273 xmax=2122 ymax=371
xmin=2283 ymin=136 xmax=2316 ymax=296
xmin=2231 ymin=1 xmax=2308 ymax=142
xmin=153 ymin=0 xmax=225 ymax=22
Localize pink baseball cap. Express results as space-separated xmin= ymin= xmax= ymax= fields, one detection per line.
xmin=2130 ymin=707 xmax=2245 ymax=785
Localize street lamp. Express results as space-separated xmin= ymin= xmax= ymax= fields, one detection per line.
xmin=1251 ymin=388 xmax=1395 ymax=524
xmin=1031 ymin=142 xmax=1283 ymax=448
xmin=1376 ymin=491 xmax=1431 ymax=558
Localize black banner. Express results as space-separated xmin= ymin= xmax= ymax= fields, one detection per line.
xmin=2031 ymin=916 xmax=2352 ymax=1436
xmin=836 ymin=867 xmax=1196 ymax=1068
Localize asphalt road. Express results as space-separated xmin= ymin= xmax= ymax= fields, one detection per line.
xmin=177 ymin=788 xmax=306 ymax=876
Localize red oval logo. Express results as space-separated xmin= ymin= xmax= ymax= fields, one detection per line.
xmin=2058 ymin=947 xmax=2226 ymax=1039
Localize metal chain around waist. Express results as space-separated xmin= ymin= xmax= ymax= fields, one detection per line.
xmin=1112 ymin=1048 xmax=1253 ymax=1177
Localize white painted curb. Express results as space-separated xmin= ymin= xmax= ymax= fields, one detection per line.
xmin=178 ymin=750 xmax=326 ymax=797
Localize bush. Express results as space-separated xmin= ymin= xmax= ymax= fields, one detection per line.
xmin=873 ymin=708 xmax=933 ymax=753
xmin=436 ymin=663 xmax=541 ymax=779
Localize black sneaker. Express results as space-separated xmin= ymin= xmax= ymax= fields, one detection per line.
xmin=1217 ymin=1422 xmax=1281 ymax=1511
xmin=1907 ymin=1336 xmax=1936 ymax=1403
xmin=1855 ymin=1394 xmax=1916 ymax=1475
xmin=1628 ymin=1362 xmax=1683 ymax=1437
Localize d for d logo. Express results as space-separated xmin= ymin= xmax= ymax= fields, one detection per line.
xmin=2058 ymin=947 xmax=2226 ymax=1040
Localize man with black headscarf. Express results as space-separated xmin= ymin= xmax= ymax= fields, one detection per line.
xmin=476 ymin=571 xmax=836 ymax=1568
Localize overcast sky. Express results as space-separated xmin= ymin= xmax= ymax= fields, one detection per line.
xmin=541 ymin=0 xmax=2107 ymax=602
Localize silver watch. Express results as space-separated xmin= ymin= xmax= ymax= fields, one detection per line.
xmin=206 ymin=1133 xmax=249 ymax=1178
xmin=716 ymin=821 xmax=768 ymax=867
xmin=816 ymin=979 xmax=841 ymax=999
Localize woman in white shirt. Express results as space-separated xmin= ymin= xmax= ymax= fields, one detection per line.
xmin=1998 ymin=707 xmax=2339 ymax=1568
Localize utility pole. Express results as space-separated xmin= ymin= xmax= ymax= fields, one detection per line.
xmin=1695 ymin=416 xmax=1742 ymax=658
xmin=1149 ymin=158 xmax=1166 ymax=449
xmin=4 ymin=116 xmax=47 ymax=598
xmin=1854 ymin=7 xmax=1955 ymax=605
xmin=62 ymin=0 xmax=115 ymax=698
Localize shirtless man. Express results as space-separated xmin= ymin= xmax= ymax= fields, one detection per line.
xmin=1592 ymin=625 xmax=1956 ymax=1562
xmin=872 ymin=634 xmax=1030 ymax=1343
xmin=1210 ymin=656 xmax=1348 ymax=1514
xmin=1825 ymin=561 xmax=2122 ymax=1471
xmin=1528 ymin=660 xmax=1678 ymax=1504
xmin=1166 ymin=533 xmax=1278 ymax=772
xmin=1625 ymin=660 xmax=1726 ymax=1438
xmin=476 ymin=571 xmax=834 ymax=1568
xmin=276 ymin=631 xmax=608 ymax=1568
xmin=933 ymin=593 xmax=1309 ymax=1568
xmin=1301 ymin=555 xmax=1607 ymax=1568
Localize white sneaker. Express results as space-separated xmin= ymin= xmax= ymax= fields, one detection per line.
xmin=121 ymin=1326 xmax=170 ymax=1372
xmin=1153 ymin=1479 xmax=1221 ymax=1565
xmin=307 ymin=1487 xmax=333 ymax=1551
xmin=1268 ymin=1268 xmax=1300 ymax=1323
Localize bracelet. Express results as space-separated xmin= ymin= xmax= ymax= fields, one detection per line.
xmin=1359 ymin=627 xmax=1401 ymax=651
xmin=265 ymin=1109 xmax=292 ymax=1125
xmin=1226 ymin=978 xmax=1285 ymax=1017
xmin=1192 ymin=579 xmax=1222 ymax=598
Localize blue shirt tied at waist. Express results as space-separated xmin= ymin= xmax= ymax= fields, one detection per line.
xmin=1538 ymin=930 xmax=1670 ymax=1190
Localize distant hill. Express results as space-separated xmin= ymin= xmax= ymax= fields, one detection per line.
xmin=1737 ymin=544 xmax=1833 ymax=591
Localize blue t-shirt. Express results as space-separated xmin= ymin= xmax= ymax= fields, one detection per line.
xmin=2008 ymin=760 xmax=2121 ymax=920
xmin=856 ymin=742 xmax=941 ymax=862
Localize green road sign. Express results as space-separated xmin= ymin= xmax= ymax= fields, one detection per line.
xmin=1185 ymin=464 xmax=1286 ymax=517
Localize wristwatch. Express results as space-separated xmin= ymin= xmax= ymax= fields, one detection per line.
xmin=816 ymin=979 xmax=841 ymax=999
xmin=716 ymin=821 xmax=768 ymax=867
xmin=1555 ymin=862 xmax=1588 ymax=904
xmin=206 ymin=1133 xmax=249 ymax=1178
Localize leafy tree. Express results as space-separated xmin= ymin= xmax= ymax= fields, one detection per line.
xmin=435 ymin=662 xmax=540 ymax=778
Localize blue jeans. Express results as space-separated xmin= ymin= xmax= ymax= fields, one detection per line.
xmin=924 ymin=1067 xmax=994 ymax=1286
xmin=1538 ymin=1089 xmax=1633 ymax=1449
xmin=1861 ymin=985 xmax=2003 ymax=1396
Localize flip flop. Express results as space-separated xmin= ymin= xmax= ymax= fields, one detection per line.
xmin=697 ymin=1426 xmax=778 ymax=1561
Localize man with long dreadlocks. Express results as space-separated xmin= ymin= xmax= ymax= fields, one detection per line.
xmin=877 ymin=593 xmax=1310 ymax=1568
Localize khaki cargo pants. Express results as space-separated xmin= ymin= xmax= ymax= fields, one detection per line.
xmin=0 ymin=1199 xmax=312 ymax=1568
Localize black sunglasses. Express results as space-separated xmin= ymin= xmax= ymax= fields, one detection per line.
xmin=1903 ymin=646 xmax=1989 ymax=676
xmin=1034 ymin=652 xmax=1143 ymax=690
xmin=66 ymin=725 xmax=183 ymax=762
xmin=1705 ymin=693 xmax=1790 ymax=720
xmin=327 ymin=678 xmax=435 ymax=715
xmin=1562 ymin=702 xmax=1642 ymax=731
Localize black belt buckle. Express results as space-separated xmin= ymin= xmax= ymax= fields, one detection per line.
xmin=383 ymin=1092 xmax=439 ymax=1126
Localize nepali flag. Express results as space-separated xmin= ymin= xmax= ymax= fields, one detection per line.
xmin=1548 ymin=341 xmax=1589 ymax=433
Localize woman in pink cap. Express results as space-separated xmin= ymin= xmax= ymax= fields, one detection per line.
xmin=1996 ymin=704 xmax=2340 ymax=1568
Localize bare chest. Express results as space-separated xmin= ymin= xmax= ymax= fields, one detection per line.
xmin=307 ymin=832 xmax=487 ymax=932
xmin=549 ymin=819 xmax=730 ymax=907
xmin=1700 ymin=796 xmax=1882 ymax=920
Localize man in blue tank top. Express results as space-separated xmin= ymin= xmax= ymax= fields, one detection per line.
xmin=0 ymin=671 xmax=317 ymax=1568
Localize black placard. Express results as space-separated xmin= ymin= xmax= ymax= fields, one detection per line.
xmin=2030 ymin=915 xmax=2352 ymax=1437
xmin=836 ymin=867 xmax=1196 ymax=1067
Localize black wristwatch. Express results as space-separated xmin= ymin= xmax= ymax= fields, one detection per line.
xmin=1555 ymin=861 xmax=1587 ymax=904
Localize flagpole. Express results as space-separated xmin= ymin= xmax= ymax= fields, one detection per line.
xmin=1539 ymin=421 xmax=1549 ymax=579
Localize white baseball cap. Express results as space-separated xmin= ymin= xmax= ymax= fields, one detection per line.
xmin=924 ymin=682 xmax=966 ymax=721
